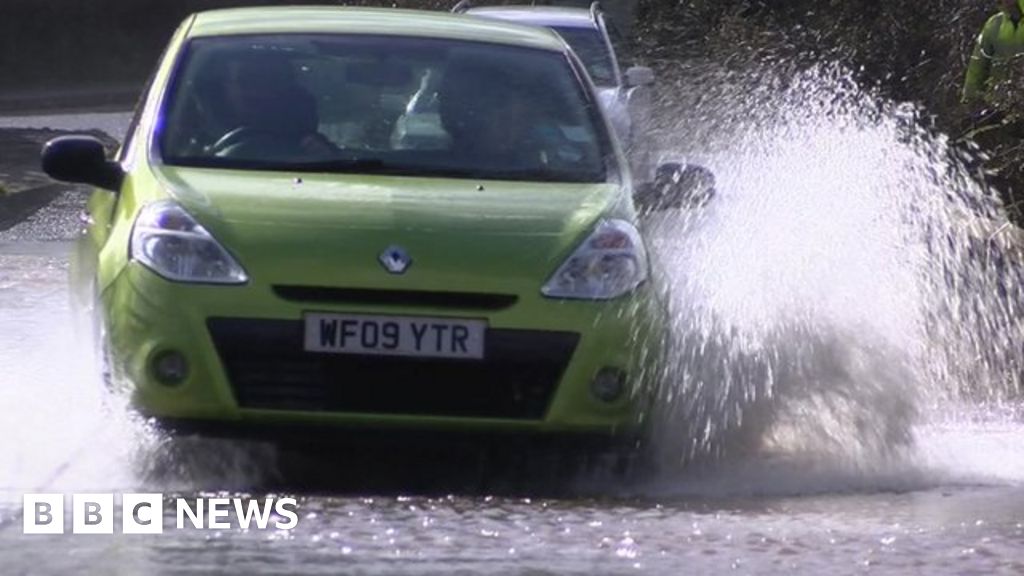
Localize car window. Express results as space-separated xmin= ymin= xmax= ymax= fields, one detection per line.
xmin=158 ymin=35 xmax=612 ymax=183
xmin=552 ymin=27 xmax=617 ymax=87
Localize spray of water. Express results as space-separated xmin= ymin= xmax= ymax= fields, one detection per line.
xmin=0 ymin=253 xmax=278 ymax=510
xmin=4 ymin=65 xmax=1023 ymax=501
xmin=645 ymin=62 xmax=1024 ymax=484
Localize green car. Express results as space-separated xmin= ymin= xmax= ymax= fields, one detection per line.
xmin=41 ymin=7 xmax=686 ymax=450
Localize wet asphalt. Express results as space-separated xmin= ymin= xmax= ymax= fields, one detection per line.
xmin=0 ymin=111 xmax=1022 ymax=575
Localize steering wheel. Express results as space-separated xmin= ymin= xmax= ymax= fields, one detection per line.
xmin=210 ymin=126 xmax=265 ymax=156
xmin=210 ymin=125 xmax=342 ymax=159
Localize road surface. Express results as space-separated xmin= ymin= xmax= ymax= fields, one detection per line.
xmin=0 ymin=111 xmax=1021 ymax=576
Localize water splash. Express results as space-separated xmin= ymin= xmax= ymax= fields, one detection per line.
xmin=0 ymin=250 xmax=276 ymax=504
xmin=647 ymin=63 xmax=1024 ymax=474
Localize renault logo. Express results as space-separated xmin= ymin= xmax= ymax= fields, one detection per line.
xmin=379 ymin=245 xmax=412 ymax=274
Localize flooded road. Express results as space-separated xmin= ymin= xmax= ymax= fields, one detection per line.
xmin=1 ymin=95 xmax=1024 ymax=575
xmin=0 ymin=111 xmax=131 ymax=140
xmin=0 ymin=248 xmax=1020 ymax=575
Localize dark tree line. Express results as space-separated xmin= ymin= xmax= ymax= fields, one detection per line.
xmin=2 ymin=0 xmax=1019 ymax=216
xmin=636 ymin=0 xmax=1022 ymax=218
xmin=0 ymin=0 xmax=990 ymax=99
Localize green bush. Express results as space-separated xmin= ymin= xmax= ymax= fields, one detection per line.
xmin=634 ymin=0 xmax=1022 ymax=221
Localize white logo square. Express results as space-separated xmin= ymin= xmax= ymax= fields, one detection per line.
xmin=73 ymin=494 xmax=114 ymax=534
xmin=122 ymin=494 xmax=164 ymax=534
xmin=23 ymin=494 xmax=64 ymax=534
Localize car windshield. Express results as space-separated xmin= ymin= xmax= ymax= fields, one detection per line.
xmin=158 ymin=34 xmax=612 ymax=183
xmin=552 ymin=27 xmax=617 ymax=87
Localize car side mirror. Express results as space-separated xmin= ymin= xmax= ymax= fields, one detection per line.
xmin=41 ymin=135 xmax=123 ymax=192
xmin=625 ymin=66 xmax=655 ymax=87
xmin=635 ymin=162 xmax=716 ymax=213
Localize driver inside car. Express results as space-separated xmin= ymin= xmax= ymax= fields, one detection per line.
xmin=206 ymin=54 xmax=337 ymax=161
xmin=439 ymin=59 xmax=587 ymax=177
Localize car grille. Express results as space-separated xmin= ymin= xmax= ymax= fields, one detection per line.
xmin=273 ymin=286 xmax=518 ymax=311
xmin=207 ymin=318 xmax=579 ymax=420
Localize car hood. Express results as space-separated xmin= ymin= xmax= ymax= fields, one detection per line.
xmin=156 ymin=166 xmax=626 ymax=294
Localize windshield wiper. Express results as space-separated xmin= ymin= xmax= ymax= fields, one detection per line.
xmin=481 ymin=168 xmax=603 ymax=183
xmin=290 ymin=160 xmax=491 ymax=180
xmin=165 ymin=155 xmax=600 ymax=182
xmin=164 ymin=156 xmax=393 ymax=174
xmin=288 ymin=158 xmax=391 ymax=174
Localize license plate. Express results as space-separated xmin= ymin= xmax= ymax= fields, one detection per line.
xmin=303 ymin=313 xmax=486 ymax=360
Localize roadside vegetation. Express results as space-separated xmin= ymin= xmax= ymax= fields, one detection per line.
xmin=634 ymin=0 xmax=1023 ymax=222
xmin=1 ymin=0 xmax=1020 ymax=220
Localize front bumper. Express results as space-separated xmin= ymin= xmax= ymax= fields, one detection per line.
xmin=103 ymin=262 xmax=667 ymax=437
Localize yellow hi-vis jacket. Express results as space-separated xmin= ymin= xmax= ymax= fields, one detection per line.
xmin=963 ymin=0 xmax=1024 ymax=103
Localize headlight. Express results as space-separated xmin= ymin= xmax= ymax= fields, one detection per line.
xmin=130 ymin=200 xmax=248 ymax=284
xmin=541 ymin=219 xmax=648 ymax=300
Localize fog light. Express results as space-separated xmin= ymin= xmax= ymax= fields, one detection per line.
xmin=152 ymin=350 xmax=188 ymax=386
xmin=591 ymin=368 xmax=626 ymax=403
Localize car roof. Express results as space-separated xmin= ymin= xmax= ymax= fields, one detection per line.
xmin=188 ymin=6 xmax=568 ymax=50
xmin=464 ymin=6 xmax=597 ymax=30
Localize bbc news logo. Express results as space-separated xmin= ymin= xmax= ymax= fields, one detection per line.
xmin=23 ymin=494 xmax=299 ymax=534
